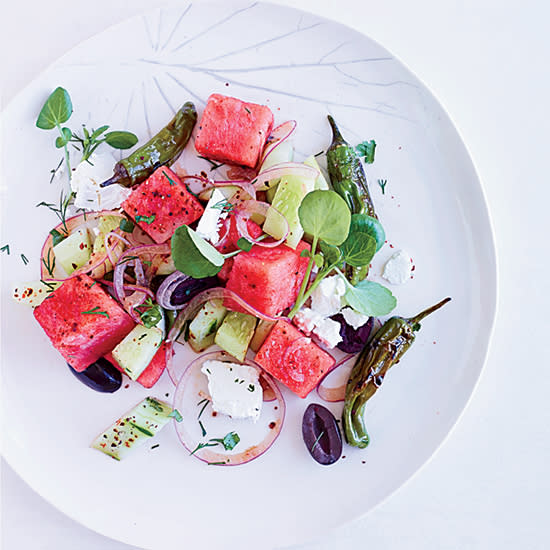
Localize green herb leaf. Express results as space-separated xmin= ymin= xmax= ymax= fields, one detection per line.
xmin=139 ymin=298 xmax=163 ymax=328
xmin=128 ymin=421 xmax=154 ymax=437
xmin=119 ymin=218 xmax=135 ymax=233
xmin=146 ymin=397 xmax=165 ymax=412
xmin=90 ymin=125 xmax=110 ymax=140
xmin=348 ymin=214 xmax=385 ymax=252
xmin=313 ymin=253 xmax=324 ymax=268
xmin=236 ymin=237 xmax=253 ymax=252
xmin=356 ymin=140 xmax=376 ymax=164
xmin=171 ymin=225 xmax=224 ymax=278
xmin=377 ymin=179 xmax=387 ymax=194
xmin=135 ymin=214 xmax=156 ymax=224
xmin=343 ymin=279 xmax=396 ymax=316
xmin=81 ymin=306 xmax=110 ymax=318
xmin=36 ymin=87 xmax=73 ymax=130
xmin=55 ymin=127 xmax=72 ymax=148
xmin=298 ymin=190 xmax=351 ymax=246
xmin=104 ymin=131 xmax=139 ymax=149
xmin=319 ymin=242 xmax=342 ymax=268
xmin=20 ymin=254 xmax=29 ymax=265
xmin=0 ymin=244 xmax=10 ymax=255
xmin=168 ymin=409 xmax=183 ymax=422
xmin=210 ymin=431 xmax=241 ymax=451
xmin=50 ymin=228 xmax=67 ymax=247
xmin=300 ymin=249 xmax=311 ymax=258
xmin=339 ymin=230 xmax=377 ymax=268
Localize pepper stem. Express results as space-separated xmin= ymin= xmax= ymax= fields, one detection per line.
xmin=327 ymin=115 xmax=347 ymax=147
xmin=407 ymin=297 xmax=451 ymax=326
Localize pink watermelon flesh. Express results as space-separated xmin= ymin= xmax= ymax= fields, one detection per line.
xmin=195 ymin=94 xmax=274 ymax=169
xmin=104 ymin=342 xmax=170 ymax=389
xmin=122 ymin=167 xmax=204 ymax=244
xmin=225 ymin=241 xmax=310 ymax=316
xmin=254 ymin=320 xmax=335 ymax=398
xmin=33 ymin=274 xmax=135 ymax=372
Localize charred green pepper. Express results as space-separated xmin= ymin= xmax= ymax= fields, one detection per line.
xmin=101 ymin=102 xmax=197 ymax=188
xmin=343 ymin=297 xmax=451 ymax=448
xmin=326 ymin=115 xmax=377 ymax=284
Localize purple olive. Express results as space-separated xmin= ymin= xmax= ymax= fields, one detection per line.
xmin=68 ymin=358 xmax=122 ymax=393
xmin=332 ymin=313 xmax=374 ymax=354
xmin=170 ymin=276 xmax=219 ymax=306
xmin=302 ymin=403 xmax=342 ymax=465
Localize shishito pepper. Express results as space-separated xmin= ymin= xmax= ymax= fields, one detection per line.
xmin=342 ymin=297 xmax=451 ymax=448
xmin=326 ymin=115 xmax=377 ymax=284
xmin=101 ymin=102 xmax=197 ymax=188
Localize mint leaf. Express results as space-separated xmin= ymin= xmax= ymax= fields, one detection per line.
xmin=236 ymin=237 xmax=253 ymax=252
xmin=356 ymin=140 xmax=376 ymax=164
xmin=171 ymin=225 xmax=224 ymax=278
xmin=298 ymin=190 xmax=351 ymax=246
xmin=36 ymin=87 xmax=73 ymax=130
xmin=343 ymin=279 xmax=396 ymax=316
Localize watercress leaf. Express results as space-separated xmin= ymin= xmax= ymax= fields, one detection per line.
xmin=171 ymin=225 xmax=224 ymax=279
xmin=319 ymin=241 xmax=342 ymax=268
xmin=119 ymin=218 xmax=135 ymax=233
xmin=349 ymin=214 xmax=385 ymax=252
xmin=36 ymin=87 xmax=73 ymax=130
xmin=55 ymin=136 xmax=65 ymax=149
xmin=236 ymin=237 xmax=253 ymax=252
xmin=343 ymin=279 xmax=396 ymax=316
xmin=313 ymin=253 xmax=324 ymax=268
xmin=300 ymin=249 xmax=311 ymax=258
xmin=355 ymin=140 xmax=376 ymax=164
xmin=340 ymin=230 xmax=377 ymax=267
xmin=105 ymin=131 xmax=139 ymax=149
xmin=298 ymin=190 xmax=351 ymax=245
xmin=91 ymin=125 xmax=110 ymax=140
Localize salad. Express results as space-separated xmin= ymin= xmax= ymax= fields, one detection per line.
xmin=11 ymin=87 xmax=450 ymax=466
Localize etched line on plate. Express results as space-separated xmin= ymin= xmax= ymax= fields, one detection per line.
xmin=170 ymin=2 xmax=259 ymax=53
xmin=334 ymin=66 xmax=419 ymax=89
xmin=153 ymin=75 xmax=177 ymax=115
xmin=318 ymin=41 xmax=350 ymax=64
xmin=155 ymin=8 xmax=163 ymax=52
xmin=191 ymin=22 xmax=322 ymax=66
xmin=123 ymin=88 xmax=136 ymax=161
xmin=165 ymin=72 xmax=206 ymax=107
xmin=142 ymin=82 xmax=153 ymax=139
xmin=160 ymin=4 xmax=193 ymax=52
xmin=142 ymin=15 xmax=155 ymax=51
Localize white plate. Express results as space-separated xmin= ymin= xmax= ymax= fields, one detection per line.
xmin=0 ymin=2 xmax=497 ymax=549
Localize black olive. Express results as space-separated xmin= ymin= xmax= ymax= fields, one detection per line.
xmin=170 ymin=276 xmax=218 ymax=306
xmin=302 ymin=403 xmax=343 ymax=465
xmin=333 ymin=314 xmax=374 ymax=354
xmin=68 ymin=358 xmax=122 ymax=393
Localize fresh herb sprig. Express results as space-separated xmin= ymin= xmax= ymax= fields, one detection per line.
xmin=288 ymin=190 xmax=395 ymax=318
xmin=0 ymin=245 xmax=10 ymax=255
xmin=81 ymin=306 xmax=110 ymax=318
xmin=377 ymin=179 xmax=387 ymax=194
xmin=36 ymin=189 xmax=73 ymax=233
xmin=356 ymin=140 xmax=377 ymax=164
xmin=189 ymin=431 xmax=240 ymax=456
xmin=138 ymin=298 xmax=163 ymax=329
xmin=70 ymin=125 xmax=138 ymax=163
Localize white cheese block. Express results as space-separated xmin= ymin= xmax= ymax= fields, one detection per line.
xmin=382 ymin=249 xmax=412 ymax=285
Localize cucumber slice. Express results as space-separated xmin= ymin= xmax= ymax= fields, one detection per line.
xmin=189 ymin=299 xmax=227 ymax=353
xmin=214 ymin=311 xmax=257 ymax=362
xmin=257 ymin=141 xmax=294 ymax=193
xmin=12 ymin=280 xmax=62 ymax=307
xmin=263 ymin=174 xmax=315 ymax=249
xmin=53 ymin=228 xmax=91 ymax=274
xmin=111 ymin=324 xmax=164 ymax=381
xmin=249 ymin=319 xmax=276 ymax=352
xmin=304 ymin=155 xmax=330 ymax=190
xmin=91 ymin=397 xmax=174 ymax=460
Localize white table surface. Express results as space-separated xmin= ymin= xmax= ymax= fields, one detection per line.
xmin=1 ymin=0 xmax=549 ymax=549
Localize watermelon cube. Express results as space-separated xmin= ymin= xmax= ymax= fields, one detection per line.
xmin=104 ymin=343 xmax=171 ymax=389
xmin=195 ymin=94 xmax=274 ymax=169
xmin=33 ymin=275 xmax=135 ymax=372
xmin=225 ymin=241 xmax=310 ymax=316
xmin=122 ymin=167 xmax=204 ymax=244
xmin=254 ymin=320 xmax=335 ymax=398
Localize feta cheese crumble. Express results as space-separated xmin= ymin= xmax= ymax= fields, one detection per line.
xmin=312 ymin=317 xmax=343 ymax=349
xmin=201 ymin=360 xmax=262 ymax=421
xmin=382 ymin=249 xmax=412 ymax=285
xmin=310 ymin=275 xmax=346 ymax=316
xmin=293 ymin=307 xmax=324 ymax=335
xmin=195 ymin=188 xmax=229 ymax=245
xmin=71 ymin=153 xmax=131 ymax=211
xmin=341 ymin=307 xmax=370 ymax=329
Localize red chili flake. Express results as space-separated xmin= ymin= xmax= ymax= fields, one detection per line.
xmin=212 ymin=411 xmax=218 ymax=417
xmin=100 ymin=443 xmax=106 ymax=448
xmin=124 ymin=384 xmax=130 ymax=389
xmin=342 ymin=455 xmax=346 ymax=459
xmin=389 ymin=244 xmax=394 ymax=248
xmin=269 ymin=422 xmax=276 ymax=429
xmin=433 ymin=341 xmax=437 ymax=345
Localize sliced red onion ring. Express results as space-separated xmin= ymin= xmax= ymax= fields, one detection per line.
xmin=316 ymin=354 xmax=356 ymax=403
xmin=172 ymin=351 xmax=285 ymax=466
xmin=226 ymin=165 xmax=257 ymax=182
xmin=166 ymin=288 xmax=287 ymax=385
xmin=182 ymin=174 xmax=257 ymax=201
xmin=155 ymin=271 xmax=218 ymax=311
xmin=254 ymin=162 xmax=318 ymax=190
xmin=234 ymin=200 xmax=289 ymax=248
xmin=40 ymin=210 xmax=127 ymax=280
xmin=259 ymin=120 xmax=297 ymax=166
